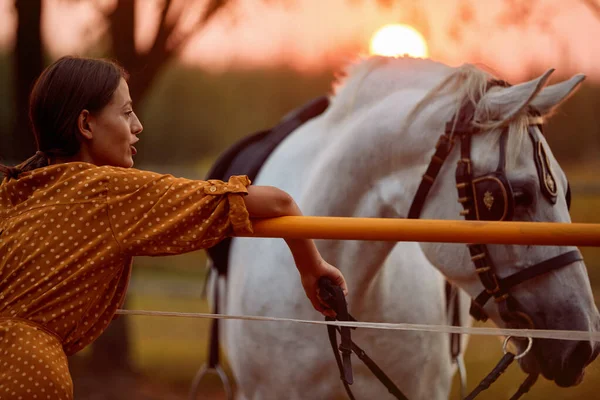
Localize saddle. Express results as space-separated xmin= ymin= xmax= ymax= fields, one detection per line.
xmin=205 ymin=96 xmax=330 ymax=275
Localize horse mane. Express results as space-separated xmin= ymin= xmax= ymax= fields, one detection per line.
xmin=328 ymin=56 xmax=449 ymax=123
xmin=330 ymin=56 xmax=544 ymax=167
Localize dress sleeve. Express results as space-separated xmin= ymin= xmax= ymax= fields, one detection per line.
xmin=103 ymin=167 xmax=253 ymax=256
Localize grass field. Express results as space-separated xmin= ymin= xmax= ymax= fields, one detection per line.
xmin=95 ymin=168 xmax=600 ymax=399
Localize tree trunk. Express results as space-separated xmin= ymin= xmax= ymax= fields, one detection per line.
xmin=12 ymin=0 xmax=43 ymax=161
xmin=108 ymin=0 xmax=172 ymax=105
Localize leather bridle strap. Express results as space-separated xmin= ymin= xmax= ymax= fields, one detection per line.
xmin=321 ymin=279 xmax=354 ymax=384
xmin=319 ymin=278 xmax=409 ymax=400
xmin=472 ymin=250 xmax=583 ymax=312
xmin=326 ymin=324 xmax=411 ymax=400
xmin=325 ymin=317 xmax=356 ymax=400
xmin=407 ymin=100 xmax=478 ymax=220
xmin=464 ymin=353 xmax=539 ymax=400
xmin=407 ymin=133 xmax=454 ymax=219
xmin=464 ymin=352 xmax=516 ymax=400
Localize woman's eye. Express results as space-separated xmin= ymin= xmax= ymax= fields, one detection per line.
xmin=514 ymin=190 xmax=533 ymax=207
xmin=125 ymin=110 xmax=133 ymax=116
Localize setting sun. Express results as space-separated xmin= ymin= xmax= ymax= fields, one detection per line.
xmin=369 ymin=24 xmax=428 ymax=58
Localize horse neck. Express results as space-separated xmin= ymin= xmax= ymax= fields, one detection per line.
xmin=298 ymin=88 xmax=456 ymax=289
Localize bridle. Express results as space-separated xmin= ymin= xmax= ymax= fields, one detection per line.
xmin=323 ymin=80 xmax=583 ymax=400
xmin=407 ymin=80 xmax=582 ymax=328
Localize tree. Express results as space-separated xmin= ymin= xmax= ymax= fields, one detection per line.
xmin=100 ymin=0 xmax=230 ymax=105
xmin=11 ymin=0 xmax=44 ymax=161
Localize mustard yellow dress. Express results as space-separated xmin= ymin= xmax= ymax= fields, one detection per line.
xmin=0 ymin=163 xmax=252 ymax=399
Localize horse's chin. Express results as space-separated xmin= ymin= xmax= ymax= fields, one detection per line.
xmin=518 ymin=352 xmax=586 ymax=388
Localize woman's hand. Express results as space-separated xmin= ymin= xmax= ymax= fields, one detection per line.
xmin=299 ymin=258 xmax=348 ymax=318
xmin=243 ymin=185 xmax=349 ymax=317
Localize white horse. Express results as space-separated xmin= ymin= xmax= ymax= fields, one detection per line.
xmin=223 ymin=57 xmax=599 ymax=399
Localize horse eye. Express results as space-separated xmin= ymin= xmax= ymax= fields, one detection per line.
xmin=514 ymin=190 xmax=533 ymax=207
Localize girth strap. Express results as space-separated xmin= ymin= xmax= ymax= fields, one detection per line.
xmin=208 ymin=280 xmax=221 ymax=368
xmin=471 ymin=250 xmax=583 ymax=316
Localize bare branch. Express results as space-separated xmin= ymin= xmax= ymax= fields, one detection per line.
xmin=108 ymin=0 xmax=136 ymax=65
xmin=89 ymin=0 xmax=115 ymax=19
xmin=200 ymin=0 xmax=227 ymax=25
xmin=145 ymin=0 xmax=178 ymax=59
xmin=170 ymin=0 xmax=229 ymax=53
xmin=581 ymin=0 xmax=600 ymax=20
xmin=155 ymin=0 xmax=177 ymax=41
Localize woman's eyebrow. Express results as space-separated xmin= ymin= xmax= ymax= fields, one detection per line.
xmin=122 ymin=100 xmax=132 ymax=108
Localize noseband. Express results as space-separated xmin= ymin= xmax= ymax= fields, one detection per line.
xmin=408 ymin=80 xmax=582 ymax=326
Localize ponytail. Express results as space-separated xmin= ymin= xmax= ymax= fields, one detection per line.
xmin=0 ymin=151 xmax=49 ymax=181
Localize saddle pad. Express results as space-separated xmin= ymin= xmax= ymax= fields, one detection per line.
xmin=205 ymin=96 xmax=330 ymax=275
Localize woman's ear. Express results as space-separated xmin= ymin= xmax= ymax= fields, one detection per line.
xmin=77 ymin=110 xmax=93 ymax=140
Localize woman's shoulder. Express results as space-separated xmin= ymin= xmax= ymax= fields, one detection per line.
xmin=38 ymin=163 xmax=165 ymax=181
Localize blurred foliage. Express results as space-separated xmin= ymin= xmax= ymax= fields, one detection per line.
xmin=134 ymin=61 xmax=335 ymax=166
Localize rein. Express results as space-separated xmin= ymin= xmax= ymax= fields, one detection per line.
xmin=319 ymin=278 xmax=409 ymax=400
xmin=320 ymin=278 xmax=535 ymax=400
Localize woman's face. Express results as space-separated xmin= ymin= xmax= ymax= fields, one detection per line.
xmin=81 ymin=78 xmax=143 ymax=168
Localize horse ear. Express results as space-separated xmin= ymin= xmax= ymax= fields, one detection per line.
xmin=476 ymin=69 xmax=554 ymax=123
xmin=529 ymin=74 xmax=586 ymax=116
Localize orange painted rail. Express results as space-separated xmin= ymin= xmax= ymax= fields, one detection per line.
xmin=238 ymin=217 xmax=600 ymax=246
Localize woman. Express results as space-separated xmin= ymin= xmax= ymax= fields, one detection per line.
xmin=0 ymin=56 xmax=347 ymax=399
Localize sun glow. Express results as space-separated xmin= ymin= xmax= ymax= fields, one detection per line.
xmin=369 ymin=24 xmax=428 ymax=58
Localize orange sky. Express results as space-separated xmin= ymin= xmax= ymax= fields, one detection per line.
xmin=0 ymin=0 xmax=598 ymax=81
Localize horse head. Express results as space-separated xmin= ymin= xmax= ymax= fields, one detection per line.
xmin=418 ymin=69 xmax=599 ymax=387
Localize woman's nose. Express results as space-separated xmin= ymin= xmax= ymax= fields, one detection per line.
xmin=132 ymin=113 xmax=143 ymax=135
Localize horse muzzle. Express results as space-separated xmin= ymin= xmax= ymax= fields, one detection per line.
xmin=519 ymin=338 xmax=599 ymax=387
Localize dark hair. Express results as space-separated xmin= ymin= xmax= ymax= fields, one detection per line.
xmin=0 ymin=56 xmax=128 ymax=180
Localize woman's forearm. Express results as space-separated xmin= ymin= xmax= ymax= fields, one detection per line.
xmin=242 ymin=185 xmax=348 ymax=315
xmin=243 ymin=185 xmax=322 ymax=272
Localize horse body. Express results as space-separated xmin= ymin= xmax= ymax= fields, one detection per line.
xmin=223 ymin=56 xmax=599 ymax=399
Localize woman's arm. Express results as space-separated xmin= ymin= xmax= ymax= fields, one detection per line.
xmin=243 ymin=185 xmax=348 ymax=316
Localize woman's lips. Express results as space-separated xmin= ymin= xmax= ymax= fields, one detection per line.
xmin=130 ymin=145 xmax=137 ymax=155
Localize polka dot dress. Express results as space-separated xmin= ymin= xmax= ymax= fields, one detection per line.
xmin=0 ymin=319 xmax=72 ymax=399
xmin=0 ymin=163 xmax=253 ymax=398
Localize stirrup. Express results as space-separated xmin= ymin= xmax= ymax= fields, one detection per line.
xmin=188 ymin=363 xmax=233 ymax=400
xmin=456 ymin=354 xmax=467 ymax=400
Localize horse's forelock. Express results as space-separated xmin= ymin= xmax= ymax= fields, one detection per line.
xmin=400 ymin=62 xmax=539 ymax=168
xmin=400 ymin=63 xmax=494 ymax=134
